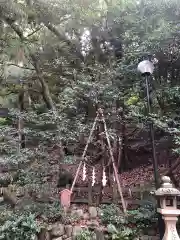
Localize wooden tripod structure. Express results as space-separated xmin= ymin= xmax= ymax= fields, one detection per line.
xmin=70 ymin=108 xmax=127 ymax=214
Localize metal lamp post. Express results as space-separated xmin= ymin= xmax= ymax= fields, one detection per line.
xmin=137 ymin=60 xmax=159 ymax=187
xmin=137 ymin=60 xmax=164 ymax=239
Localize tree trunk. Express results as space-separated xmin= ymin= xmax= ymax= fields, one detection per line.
xmin=115 ymin=100 xmax=122 ymax=171
xmin=31 ymin=55 xmax=55 ymax=110
xmin=119 ymin=105 xmax=129 ymax=171
xmin=168 ymin=170 xmax=179 ymax=188
xmin=45 ymin=22 xmax=83 ymax=62
xmin=18 ymin=90 xmax=26 ymax=149
xmin=4 ymin=19 xmax=55 ymax=111
xmin=163 ymin=157 xmax=180 ymax=176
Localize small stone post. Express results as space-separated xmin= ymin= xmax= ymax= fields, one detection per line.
xmin=60 ymin=189 xmax=72 ymax=214
xmin=154 ymin=176 xmax=180 ymax=240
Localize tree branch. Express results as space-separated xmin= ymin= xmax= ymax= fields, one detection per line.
xmin=30 ymin=54 xmax=55 ymax=110
xmin=28 ymin=88 xmax=41 ymax=94
xmin=27 ymin=26 xmax=43 ymax=38
xmin=44 ymin=22 xmax=84 ymax=61
xmin=0 ymin=63 xmax=35 ymax=71
xmin=4 ymin=18 xmax=25 ymax=40
xmin=3 ymin=18 xmax=55 ymax=110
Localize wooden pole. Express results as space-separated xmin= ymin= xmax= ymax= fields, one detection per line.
xmin=112 ymin=180 xmax=118 ymax=203
xmin=70 ymin=114 xmax=98 ymax=192
xmin=88 ymin=180 xmax=93 ymax=205
xmin=18 ymin=115 xmax=21 ymax=153
xmin=98 ymin=108 xmax=127 ymax=214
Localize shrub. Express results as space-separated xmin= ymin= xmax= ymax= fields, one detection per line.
xmin=107 ymin=224 xmax=138 ymax=240
xmin=76 ymin=229 xmax=96 ymax=240
xmin=0 ymin=213 xmax=41 ymax=240
xmin=99 ymin=204 xmax=126 ymax=226
xmin=127 ymin=200 xmax=157 ymax=229
xmin=19 ymin=201 xmax=63 ymax=223
xmin=100 ymin=201 xmax=157 ymax=237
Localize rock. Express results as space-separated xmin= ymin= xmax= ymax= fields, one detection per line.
xmin=16 ymin=196 xmax=33 ymax=209
xmin=65 ymin=225 xmax=73 ymax=237
xmin=83 ymin=213 xmax=89 ymax=220
xmin=53 ymin=237 xmax=62 ymax=240
xmin=87 ymin=220 xmax=99 ymax=228
xmin=51 ymin=223 xmax=65 ymax=237
xmin=71 ymin=209 xmax=77 ymax=217
xmin=62 ymin=235 xmax=68 ymax=239
xmin=75 ymin=209 xmax=84 ymax=218
xmin=86 ymin=221 xmax=92 ymax=226
xmin=140 ymin=236 xmax=159 ymax=240
xmin=94 ymin=228 xmax=105 ymax=240
xmin=89 ymin=206 xmax=97 ymax=218
xmin=91 ymin=219 xmax=99 ymax=226
xmin=71 ymin=209 xmax=84 ymax=219
xmin=16 ymin=187 xmax=25 ymax=197
xmin=47 ymin=224 xmax=53 ymax=231
xmin=72 ymin=226 xmax=82 ymax=237
xmin=38 ymin=228 xmax=51 ymax=240
xmin=71 ymin=204 xmax=77 ymax=210
xmin=97 ymin=208 xmax=103 ymax=217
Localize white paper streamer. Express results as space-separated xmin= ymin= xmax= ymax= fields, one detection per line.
xmin=92 ymin=167 xmax=96 ymax=186
xmin=82 ymin=163 xmax=86 ymax=181
xmin=113 ymin=173 xmax=115 ymax=182
xmin=102 ymin=167 xmax=107 ymax=186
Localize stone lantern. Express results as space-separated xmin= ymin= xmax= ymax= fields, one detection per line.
xmin=154 ymin=176 xmax=180 ymax=240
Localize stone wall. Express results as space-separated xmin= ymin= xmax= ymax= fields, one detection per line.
xmin=38 ymin=205 xmax=159 ymax=240
xmin=38 ymin=205 xmax=105 ymax=240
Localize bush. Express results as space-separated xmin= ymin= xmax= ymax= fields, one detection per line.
xmin=76 ymin=229 xmax=96 ymax=240
xmin=99 ymin=204 xmax=126 ymax=226
xmin=127 ymin=200 xmax=158 ymax=229
xmin=107 ymin=224 xmax=138 ymax=240
xmin=0 ymin=213 xmax=41 ymax=240
xmin=19 ymin=201 xmax=63 ymax=223
xmin=100 ymin=201 xmax=157 ymax=237
xmin=0 ymin=207 xmax=13 ymax=225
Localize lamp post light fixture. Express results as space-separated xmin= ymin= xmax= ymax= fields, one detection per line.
xmin=137 ymin=59 xmax=164 ymax=239
xmin=137 ymin=60 xmax=154 ymax=75
xmin=137 ymin=60 xmax=158 ymax=187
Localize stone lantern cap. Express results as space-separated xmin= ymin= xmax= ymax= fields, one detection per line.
xmin=154 ymin=176 xmax=180 ymax=197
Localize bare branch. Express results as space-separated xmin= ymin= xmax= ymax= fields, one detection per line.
xmin=27 ymin=26 xmax=43 ymax=38
xmin=4 ymin=18 xmax=25 ymax=40
xmin=0 ymin=63 xmax=35 ymax=71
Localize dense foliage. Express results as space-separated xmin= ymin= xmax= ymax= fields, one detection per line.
xmin=100 ymin=202 xmax=157 ymax=239
xmin=0 ymin=0 xmax=180 ymax=238
xmin=0 ymin=213 xmax=40 ymax=240
xmin=76 ymin=229 xmax=96 ymax=240
xmin=0 ymin=0 xmax=179 ymax=173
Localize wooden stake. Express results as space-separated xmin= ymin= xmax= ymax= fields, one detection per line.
xmin=112 ymin=181 xmax=118 ymax=204
xmin=82 ymin=162 xmax=86 ymax=181
xmin=88 ymin=180 xmax=93 ymax=205
xmin=98 ymin=108 xmax=127 ymax=214
xmin=70 ymin=114 xmax=98 ymax=192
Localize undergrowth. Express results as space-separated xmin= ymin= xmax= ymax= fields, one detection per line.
xmin=0 ymin=213 xmax=41 ymax=240
xmin=99 ymin=201 xmax=157 ymax=239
